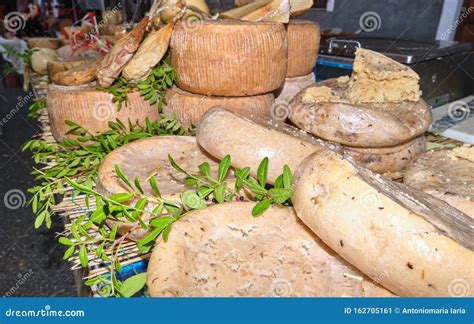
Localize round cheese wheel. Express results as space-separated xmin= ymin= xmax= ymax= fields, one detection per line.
xmin=287 ymin=20 xmax=320 ymax=77
xmin=292 ymin=149 xmax=474 ymax=296
xmin=97 ymin=136 xmax=224 ymax=241
xmin=274 ymin=73 xmax=315 ymax=104
xmin=404 ymin=146 xmax=474 ymax=218
xmin=27 ymin=37 xmax=60 ymax=50
xmin=31 ymin=48 xmax=58 ymax=75
xmin=171 ymin=20 xmax=287 ymax=96
xmin=46 ymin=84 xmax=160 ymax=143
xmin=47 ymin=57 xmax=95 ymax=80
xmin=289 ymin=78 xmax=432 ymax=147
xmin=148 ymin=202 xmax=392 ymax=297
xmin=164 ymin=86 xmax=274 ymax=128
xmin=343 ymin=135 xmax=426 ymax=173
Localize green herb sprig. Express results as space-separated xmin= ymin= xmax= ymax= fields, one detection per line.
xmin=23 ymin=115 xmax=188 ymax=229
xmin=96 ymin=55 xmax=176 ymax=111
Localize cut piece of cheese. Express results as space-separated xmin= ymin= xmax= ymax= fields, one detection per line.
xmin=222 ymin=0 xmax=273 ymax=19
xmin=348 ymin=48 xmax=420 ymax=103
xmin=47 ymin=57 xmax=95 ymax=80
xmin=287 ymin=19 xmax=320 ymax=77
xmin=404 ymin=146 xmax=474 ymax=218
xmin=46 ymin=84 xmax=160 ymax=142
xmin=148 ymin=202 xmax=393 ymax=297
xmin=233 ymin=0 xmax=313 ymax=17
xmin=164 ymin=86 xmax=274 ymax=128
xmin=170 ymin=20 xmax=287 ymax=96
xmin=231 ymin=0 xmax=290 ymax=23
xmin=290 ymin=78 xmax=432 ymax=147
xmin=274 ymin=72 xmax=315 ymax=103
xmin=160 ymin=0 xmax=210 ymax=23
xmin=293 ymin=149 xmax=474 ymax=296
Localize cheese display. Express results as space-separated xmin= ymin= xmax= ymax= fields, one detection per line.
xmin=348 ymin=48 xmax=421 ymax=103
xmin=290 ymin=78 xmax=432 ymax=147
xmin=292 ymin=149 xmax=474 ymax=296
xmin=164 ymin=86 xmax=274 ymax=128
xmin=170 ymin=20 xmax=287 ymax=96
xmin=286 ymin=20 xmax=320 ymax=77
xmin=404 ymin=146 xmax=474 ymax=218
xmin=47 ymin=84 xmax=160 ymax=142
xmin=148 ymin=202 xmax=392 ymax=297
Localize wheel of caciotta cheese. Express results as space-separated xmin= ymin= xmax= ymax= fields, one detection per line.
xmin=274 ymin=72 xmax=315 ymax=104
xmin=289 ymin=78 xmax=432 ymax=147
xmin=404 ymin=146 xmax=474 ymax=218
xmin=164 ymin=86 xmax=274 ymax=129
xmin=343 ymin=135 xmax=426 ymax=173
xmin=196 ymin=108 xmax=323 ymax=184
xmin=97 ymin=136 xmax=225 ymax=241
xmin=47 ymin=57 xmax=95 ymax=80
xmin=292 ymin=149 xmax=474 ymax=296
xmin=147 ymin=202 xmax=392 ymax=297
xmin=47 ymin=84 xmax=160 ymax=143
xmin=286 ymin=20 xmax=320 ymax=77
xmin=171 ymin=20 xmax=287 ymax=96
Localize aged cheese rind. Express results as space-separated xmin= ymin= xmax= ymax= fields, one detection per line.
xmin=164 ymin=86 xmax=274 ymax=128
xmin=343 ymin=135 xmax=426 ymax=173
xmin=97 ymin=136 xmax=224 ymax=241
xmin=292 ymin=149 xmax=474 ymax=296
xmin=404 ymin=146 xmax=474 ymax=218
xmin=348 ymin=48 xmax=420 ymax=103
xmin=46 ymin=84 xmax=160 ymax=142
xmin=148 ymin=202 xmax=392 ymax=297
xmin=287 ymin=20 xmax=320 ymax=77
xmin=274 ymin=72 xmax=315 ymax=103
xmin=171 ymin=20 xmax=287 ymax=96
xmin=197 ymin=108 xmax=322 ymax=184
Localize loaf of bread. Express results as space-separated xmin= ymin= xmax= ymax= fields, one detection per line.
xmin=348 ymin=48 xmax=420 ymax=103
xmin=292 ymin=149 xmax=474 ymax=296
xmin=148 ymin=202 xmax=392 ymax=297
xmin=404 ymin=146 xmax=474 ymax=218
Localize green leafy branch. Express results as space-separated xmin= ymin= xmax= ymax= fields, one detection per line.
xmin=23 ymin=115 xmax=188 ymax=229
xmin=97 ymin=55 xmax=176 ymax=111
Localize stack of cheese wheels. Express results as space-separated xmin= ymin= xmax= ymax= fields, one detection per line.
xmin=288 ymin=49 xmax=432 ymax=173
xmin=47 ymin=83 xmax=160 ymax=142
xmin=274 ymin=20 xmax=320 ymax=105
xmin=164 ymin=20 xmax=288 ymax=128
